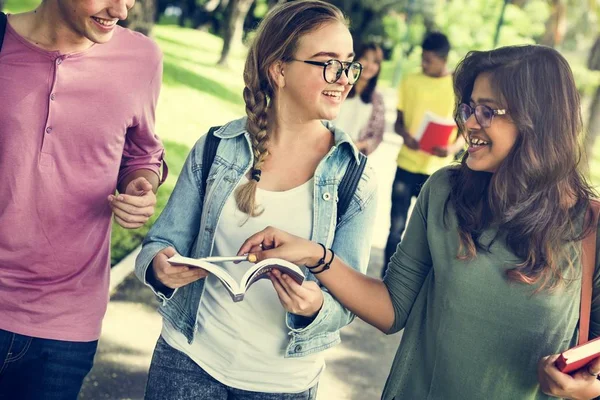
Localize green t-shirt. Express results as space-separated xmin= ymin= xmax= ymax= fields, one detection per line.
xmin=382 ymin=167 xmax=600 ymax=400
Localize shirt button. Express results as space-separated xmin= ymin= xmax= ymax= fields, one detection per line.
xmin=294 ymin=345 xmax=303 ymax=352
xmin=322 ymin=193 xmax=331 ymax=201
xmin=46 ymin=127 xmax=52 ymax=134
xmin=56 ymin=58 xmax=62 ymax=65
xmin=50 ymin=94 xmax=56 ymax=101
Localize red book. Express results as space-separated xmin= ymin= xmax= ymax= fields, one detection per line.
xmin=555 ymin=336 xmax=600 ymax=373
xmin=413 ymin=111 xmax=456 ymax=154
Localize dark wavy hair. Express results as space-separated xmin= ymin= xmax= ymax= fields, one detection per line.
xmin=446 ymin=45 xmax=597 ymax=290
xmin=347 ymin=42 xmax=382 ymax=104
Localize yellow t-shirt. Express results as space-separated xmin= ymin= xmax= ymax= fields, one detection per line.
xmin=396 ymin=72 xmax=457 ymax=176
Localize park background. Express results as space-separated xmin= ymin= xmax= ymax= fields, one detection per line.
xmin=3 ymin=0 xmax=600 ymax=398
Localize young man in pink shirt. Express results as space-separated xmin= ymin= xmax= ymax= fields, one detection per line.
xmin=0 ymin=0 xmax=167 ymax=398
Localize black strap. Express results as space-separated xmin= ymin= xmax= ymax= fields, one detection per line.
xmin=200 ymin=126 xmax=366 ymax=224
xmin=337 ymin=153 xmax=367 ymax=223
xmin=0 ymin=12 xmax=7 ymax=54
xmin=201 ymin=126 xmax=222 ymax=197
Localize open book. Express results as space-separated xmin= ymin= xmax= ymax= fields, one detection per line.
xmin=413 ymin=111 xmax=456 ymax=154
xmin=555 ymin=336 xmax=600 ymax=373
xmin=167 ymin=255 xmax=305 ymax=302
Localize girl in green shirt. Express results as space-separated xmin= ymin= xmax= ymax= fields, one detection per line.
xmin=238 ymin=45 xmax=600 ymax=400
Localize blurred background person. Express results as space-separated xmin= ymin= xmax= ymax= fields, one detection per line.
xmin=333 ymin=42 xmax=385 ymax=156
xmin=383 ymin=31 xmax=464 ymax=277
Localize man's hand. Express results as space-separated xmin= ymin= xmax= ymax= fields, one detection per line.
xmin=109 ymin=177 xmax=156 ymax=229
xmin=355 ymin=140 xmax=369 ymax=153
xmin=151 ymin=247 xmax=209 ymax=289
xmin=431 ymin=146 xmax=450 ymax=157
xmin=402 ymin=134 xmax=420 ymax=150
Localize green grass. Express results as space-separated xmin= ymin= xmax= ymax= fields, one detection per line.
xmin=153 ymin=25 xmax=246 ymax=147
xmin=4 ymin=0 xmax=40 ymax=13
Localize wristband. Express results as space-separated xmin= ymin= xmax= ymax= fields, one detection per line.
xmin=312 ymin=249 xmax=335 ymax=275
xmin=306 ymin=243 xmax=326 ymax=270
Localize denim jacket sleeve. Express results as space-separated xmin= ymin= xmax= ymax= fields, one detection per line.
xmin=134 ymin=136 xmax=206 ymax=304
xmin=286 ymin=161 xmax=378 ymax=336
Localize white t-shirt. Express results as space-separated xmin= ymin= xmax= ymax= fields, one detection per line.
xmin=162 ymin=177 xmax=324 ymax=393
xmin=333 ymin=95 xmax=373 ymax=142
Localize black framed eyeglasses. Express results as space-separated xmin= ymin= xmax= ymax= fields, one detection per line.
xmin=458 ymin=103 xmax=506 ymax=128
xmin=292 ymin=59 xmax=363 ymax=85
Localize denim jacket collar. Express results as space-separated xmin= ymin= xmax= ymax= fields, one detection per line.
xmin=214 ymin=117 xmax=361 ymax=165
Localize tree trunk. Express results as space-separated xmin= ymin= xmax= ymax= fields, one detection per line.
xmin=0 ymin=0 xmax=4 ymax=12
xmin=118 ymin=0 xmax=156 ymax=36
xmin=493 ymin=0 xmax=510 ymax=48
xmin=217 ymin=0 xmax=255 ymax=67
xmin=540 ymin=0 xmax=567 ymax=47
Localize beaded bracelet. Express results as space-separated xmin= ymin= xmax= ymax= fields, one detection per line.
xmin=306 ymin=243 xmax=327 ymax=270
xmin=312 ymin=248 xmax=335 ymax=275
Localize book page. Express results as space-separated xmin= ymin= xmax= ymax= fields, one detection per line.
xmin=167 ymin=255 xmax=241 ymax=294
xmin=243 ymin=258 xmax=305 ymax=291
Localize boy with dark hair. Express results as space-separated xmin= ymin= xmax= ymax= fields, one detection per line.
xmin=383 ymin=31 xmax=464 ymax=276
xmin=0 ymin=1 xmax=167 ymax=398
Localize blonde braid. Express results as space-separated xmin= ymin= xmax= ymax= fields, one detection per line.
xmin=234 ymin=55 xmax=271 ymax=217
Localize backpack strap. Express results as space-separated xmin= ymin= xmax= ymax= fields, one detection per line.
xmin=0 ymin=12 xmax=7 ymax=54
xmin=201 ymin=126 xmax=222 ymax=198
xmin=337 ymin=153 xmax=367 ymax=224
xmin=578 ymin=199 xmax=600 ymax=345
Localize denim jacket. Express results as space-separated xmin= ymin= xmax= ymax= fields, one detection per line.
xmin=135 ymin=116 xmax=378 ymax=358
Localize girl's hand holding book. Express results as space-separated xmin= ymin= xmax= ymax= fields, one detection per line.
xmin=537 ymin=353 xmax=600 ymax=400
xmin=238 ymin=226 xmax=326 ymax=317
xmin=151 ymin=246 xmax=210 ymax=289
xmin=269 ymin=269 xmax=324 ymax=317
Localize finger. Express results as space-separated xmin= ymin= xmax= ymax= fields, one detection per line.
xmin=250 ymin=248 xmax=284 ymax=263
xmin=160 ymin=263 xmax=190 ymax=275
xmin=270 ymin=273 xmax=293 ymax=306
xmin=114 ymin=214 xmax=145 ymax=229
xmin=115 ymin=192 xmax=157 ymax=207
xmin=275 ymin=270 xmax=308 ymax=299
xmin=248 ymin=245 xmax=263 ymax=254
xmin=162 ymin=271 xmax=208 ymax=288
xmin=159 ymin=247 xmax=177 ymax=258
xmin=165 ymin=268 xmax=208 ymax=282
xmin=111 ymin=206 xmax=152 ymax=224
xmin=543 ymin=354 xmax=573 ymax=384
xmin=109 ymin=197 xmax=154 ymax=217
xmin=237 ymin=227 xmax=280 ymax=255
xmin=132 ymin=177 xmax=153 ymax=192
xmin=237 ymin=230 xmax=268 ymax=256
xmin=587 ymin=355 xmax=600 ymax=375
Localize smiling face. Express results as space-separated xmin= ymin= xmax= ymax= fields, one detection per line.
xmin=56 ymin=0 xmax=134 ymax=44
xmin=276 ymin=21 xmax=355 ymax=122
xmin=464 ymin=73 xmax=519 ymax=173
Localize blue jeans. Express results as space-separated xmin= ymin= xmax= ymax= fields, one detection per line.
xmin=145 ymin=336 xmax=319 ymax=400
xmin=0 ymin=328 xmax=97 ymax=400
xmin=383 ymin=167 xmax=430 ymax=278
